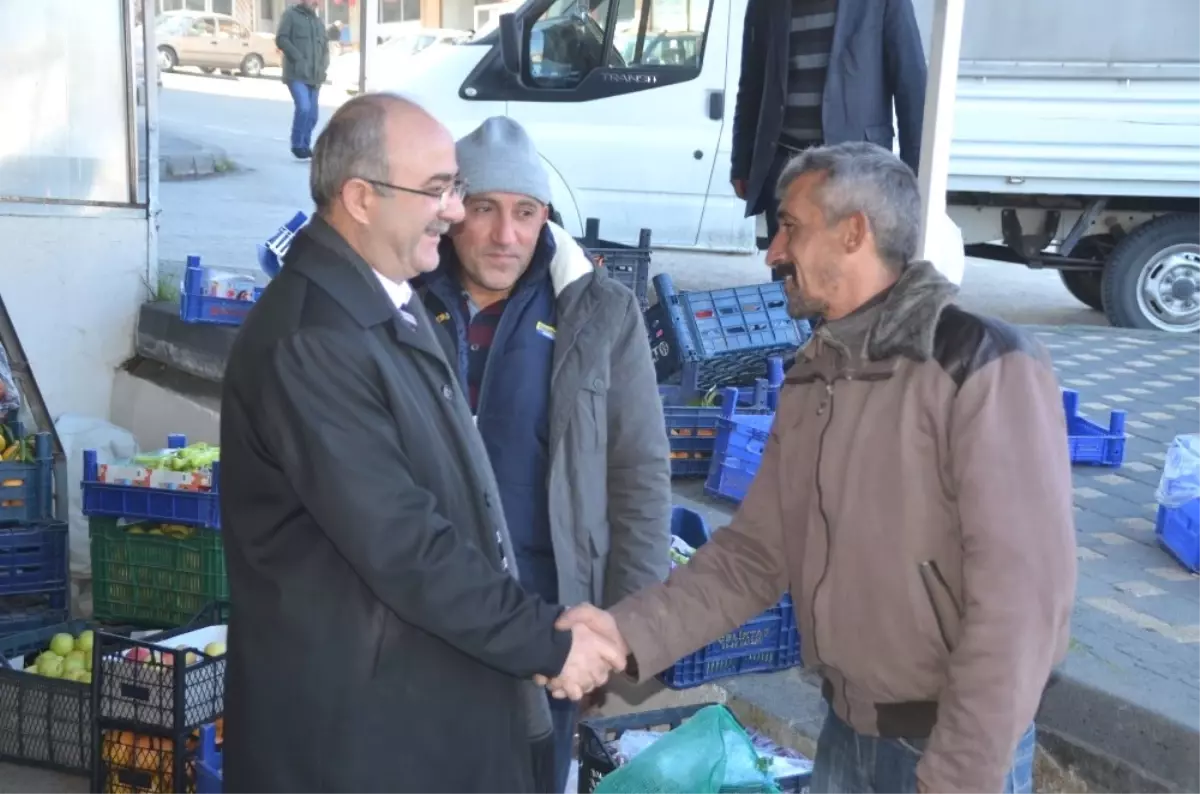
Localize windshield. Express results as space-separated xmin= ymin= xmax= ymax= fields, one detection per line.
xmin=156 ymin=14 xmax=195 ymax=36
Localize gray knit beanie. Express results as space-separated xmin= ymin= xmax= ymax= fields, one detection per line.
xmin=456 ymin=117 xmax=553 ymax=205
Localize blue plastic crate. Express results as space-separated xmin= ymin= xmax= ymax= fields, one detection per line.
xmin=704 ymin=455 xmax=760 ymax=505
xmin=258 ymin=210 xmax=308 ymax=278
xmin=703 ymin=389 xmax=775 ymax=504
xmin=662 ymin=360 xmax=783 ymax=479
xmin=0 ymin=521 xmax=68 ymax=597
xmin=1157 ymin=498 xmax=1199 ymax=573
xmin=81 ymin=434 xmax=221 ymax=528
xmin=179 ymin=255 xmax=264 ymax=327
xmin=0 ymin=423 xmax=54 ymax=526
xmin=579 ymin=219 xmax=651 ymax=311
xmin=0 ymin=589 xmax=68 ymax=649
xmin=1063 ymin=389 xmax=1126 ymax=467
xmin=660 ymin=507 xmax=798 ymax=689
xmin=196 ymin=722 xmax=223 ymax=794
xmin=647 ymin=273 xmax=811 ymax=391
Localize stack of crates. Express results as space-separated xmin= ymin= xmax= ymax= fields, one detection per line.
xmin=577 ymin=218 xmax=652 ymax=311
xmin=645 ymin=274 xmax=811 ymax=396
xmin=82 ymin=434 xmax=227 ymax=629
xmin=705 ymin=387 xmax=776 ymax=504
xmin=0 ymin=421 xmax=66 ymax=639
xmin=661 ymin=357 xmax=783 ymax=478
xmin=91 ymin=603 xmax=228 ymax=794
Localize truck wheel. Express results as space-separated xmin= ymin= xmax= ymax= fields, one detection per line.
xmin=1058 ymin=235 xmax=1112 ymax=311
xmin=240 ymin=54 xmax=264 ymax=78
xmin=1101 ymin=214 xmax=1200 ymax=332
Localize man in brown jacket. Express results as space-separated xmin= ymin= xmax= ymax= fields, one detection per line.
xmin=547 ymin=142 xmax=1077 ymax=793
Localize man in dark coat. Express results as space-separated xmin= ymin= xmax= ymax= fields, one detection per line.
xmin=731 ymin=0 xmax=927 ymax=264
xmin=218 ymin=93 xmax=625 ymax=793
xmin=416 ymin=117 xmax=671 ymax=793
xmin=276 ymin=0 xmax=328 ymax=160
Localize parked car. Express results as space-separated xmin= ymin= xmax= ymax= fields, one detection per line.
xmin=156 ymin=11 xmax=282 ymax=78
xmin=327 ymin=27 xmax=470 ymax=94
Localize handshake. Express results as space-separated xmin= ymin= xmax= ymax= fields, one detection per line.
xmin=534 ymin=604 xmax=629 ymax=701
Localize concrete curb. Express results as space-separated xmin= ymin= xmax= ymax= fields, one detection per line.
xmin=159 ymin=146 xmax=237 ymax=181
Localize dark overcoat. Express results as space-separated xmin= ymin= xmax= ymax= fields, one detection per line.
xmin=218 ymin=217 xmax=570 ymax=793
xmin=732 ymin=0 xmax=928 ymax=215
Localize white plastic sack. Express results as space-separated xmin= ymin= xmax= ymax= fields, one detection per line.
xmin=1157 ymin=434 xmax=1200 ymax=509
xmin=53 ymin=414 xmax=139 ymax=579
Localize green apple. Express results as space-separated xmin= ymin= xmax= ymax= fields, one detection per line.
xmin=49 ymin=634 xmax=74 ymax=657
xmin=62 ymin=653 xmax=86 ymax=677
xmin=37 ymin=655 xmax=64 ymax=678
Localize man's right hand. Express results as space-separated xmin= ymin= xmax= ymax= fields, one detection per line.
xmin=731 ymin=178 xmax=748 ymax=200
xmin=533 ymin=605 xmax=628 ymax=700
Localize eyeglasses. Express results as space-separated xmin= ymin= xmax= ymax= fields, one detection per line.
xmin=358 ymin=177 xmax=468 ymax=212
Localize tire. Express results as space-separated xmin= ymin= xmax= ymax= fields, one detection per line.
xmin=157 ymin=46 xmax=177 ymax=73
xmin=1101 ymin=213 xmax=1200 ymax=332
xmin=240 ymin=54 xmax=264 ymax=78
xmin=1058 ymin=235 xmax=1113 ymax=312
xmin=199 ymin=66 xmax=216 ymax=74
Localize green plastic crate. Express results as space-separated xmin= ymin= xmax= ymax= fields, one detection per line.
xmin=89 ymin=517 xmax=228 ymax=628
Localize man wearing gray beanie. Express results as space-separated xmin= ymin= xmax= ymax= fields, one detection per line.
xmin=415 ymin=116 xmax=671 ymax=793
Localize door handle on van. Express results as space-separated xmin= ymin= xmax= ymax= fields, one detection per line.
xmin=707 ymin=91 xmax=724 ymax=121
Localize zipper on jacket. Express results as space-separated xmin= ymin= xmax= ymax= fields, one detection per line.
xmin=809 ymin=374 xmax=853 ymax=723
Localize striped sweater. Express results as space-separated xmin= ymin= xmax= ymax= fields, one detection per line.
xmin=782 ymin=0 xmax=838 ymax=148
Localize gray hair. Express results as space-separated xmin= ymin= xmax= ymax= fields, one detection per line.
xmin=776 ymin=141 xmax=921 ymax=271
xmin=310 ymin=93 xmax=406 ymax=213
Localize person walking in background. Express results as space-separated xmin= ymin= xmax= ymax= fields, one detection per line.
xmin=550 ymin=142 xmax=1077 ymax=793
xmin=416 ymin=116 xmax=672 ymax=793
xmin=731 ymin=0 xmax=927 ymax=276
xmin=218 ymin=94 xmax=625 ymax=792
xmin=276 ymin=0 xmax=328 ymax=161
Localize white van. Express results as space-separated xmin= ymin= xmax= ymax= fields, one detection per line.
xmin=381 ymin=0 xmax=1200 ymax=331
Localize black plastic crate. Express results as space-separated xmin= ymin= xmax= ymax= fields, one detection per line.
xmin=647 ymin=274 xmax=811 ymax=392
xmin=96 ymin=727 xmax=199 ymax=794
xmin=92 ymin=602 xmax=229 ymax=735
xmin=0 ymin=619 xmax=111 ymax=775
xmin=578 ymin=703 xmax=811 ymax=794
xmin=578 ymin=218 xmax=651 ymax=311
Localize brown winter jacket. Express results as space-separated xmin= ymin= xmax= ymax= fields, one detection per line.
xmin=609 ymin=261 xmax=1077 ymax=793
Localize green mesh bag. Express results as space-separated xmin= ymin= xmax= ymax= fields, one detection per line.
xmin=594 ymin=705 xmax=782 ymax=794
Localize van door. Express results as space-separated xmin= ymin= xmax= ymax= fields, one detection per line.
xmin=464 ymin=0 xmax=729 ymax=247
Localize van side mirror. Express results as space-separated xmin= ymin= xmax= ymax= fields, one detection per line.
xmin=498 ymin=13 xmax=524 ymax=80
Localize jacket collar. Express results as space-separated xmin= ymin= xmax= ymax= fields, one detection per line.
xmin=803 ymin=260 xmax=959 ymax=365
xmin=286 ymin=215 xmax=395 ymax=328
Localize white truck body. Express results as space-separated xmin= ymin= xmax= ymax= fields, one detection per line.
xmin=376 ymin=0 xmax=1200 ymax=330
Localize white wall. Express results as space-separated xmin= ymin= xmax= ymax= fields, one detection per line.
xmin=0 ymin=212 xmax=146 ymax=423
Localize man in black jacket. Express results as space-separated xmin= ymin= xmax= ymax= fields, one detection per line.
xmin=731 ymin=0 xmax=927 ymax=270
xmin=219 ymin=93 xmax=624 ymax=792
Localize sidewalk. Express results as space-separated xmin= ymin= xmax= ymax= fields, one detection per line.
xmin=158 ymin=130 xmax=236 ymax=181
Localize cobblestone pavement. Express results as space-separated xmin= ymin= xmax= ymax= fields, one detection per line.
xmin=1034 ymin=326 xmax=1200 ymax=732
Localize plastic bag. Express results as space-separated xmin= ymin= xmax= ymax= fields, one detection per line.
xmin=595 ymin=705 xmax=781 ymax=794
xmin=1156 ymin=434 xmax=1200 ymax=509
xmin=0 ymin=343 xmax=21 ymax=416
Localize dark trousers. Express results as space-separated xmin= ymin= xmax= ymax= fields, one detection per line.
xmin=810 ymin=707 xmax=1036 ymax=793
xmin=531 ymin=694 xmax=578 ymax=793
xmin=757 ymin=147 xmax=795 ymax=281
xmin=286 ymin=80 xmax=321 ymax=151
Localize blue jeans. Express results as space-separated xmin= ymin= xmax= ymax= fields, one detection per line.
xmin=810 ymin=708 xmax=1036 ymax=793
xmin=286 ymin=80 xmax=320 ymax=151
